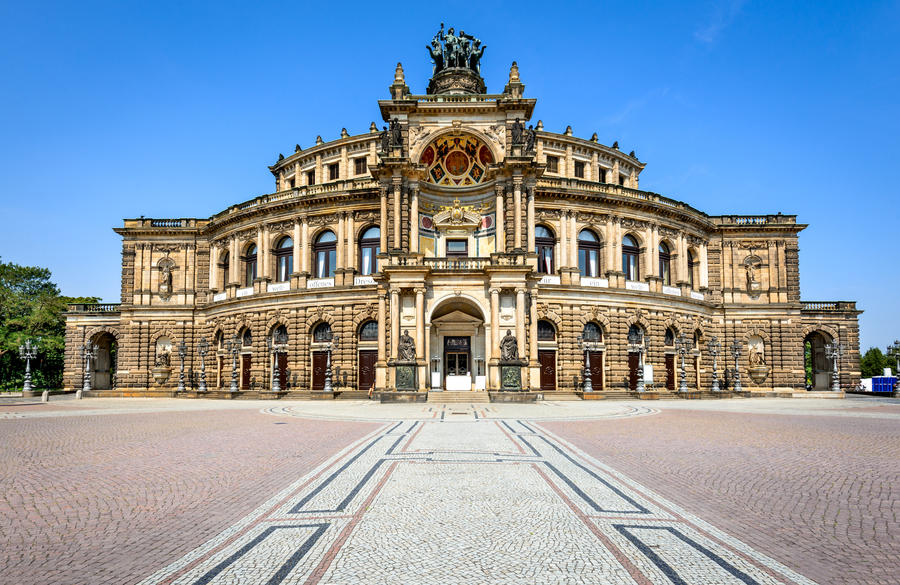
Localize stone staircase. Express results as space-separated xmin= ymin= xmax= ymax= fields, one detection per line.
xmin=427 ymin=391 xmax=491 ymax=404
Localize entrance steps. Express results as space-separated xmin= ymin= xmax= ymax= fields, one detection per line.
xmin=427 ymin=391 xmax=490 ymax=404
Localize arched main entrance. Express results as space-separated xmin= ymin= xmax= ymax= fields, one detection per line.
xmin=90 ymin=332 xmax=117 ymax=390
xmin=428 ymin=297 xmax=487 ymax=391
xmin=804 ymin=331 xmax=833 ymax=390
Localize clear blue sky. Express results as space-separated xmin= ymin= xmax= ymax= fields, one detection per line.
xmin=1 ymin=1 xmax=898 ymax=352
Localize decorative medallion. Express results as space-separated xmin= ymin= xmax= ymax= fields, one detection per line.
xmin=420 ymin=133 xmax=492 ymax=186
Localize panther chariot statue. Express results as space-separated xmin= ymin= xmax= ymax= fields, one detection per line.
xmin=426 ymin=23 xmax=487 ymax=95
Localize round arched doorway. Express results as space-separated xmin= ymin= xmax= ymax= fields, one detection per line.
xmin=428 ymin=296 xmax=487 ymax=391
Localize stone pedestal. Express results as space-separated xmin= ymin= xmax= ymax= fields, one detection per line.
xmin=499 ymin=359 xmax=527 ymax=391
xmin=394 ymin=361 xmax=418 ymax=391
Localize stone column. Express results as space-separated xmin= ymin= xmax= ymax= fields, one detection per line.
xmin=677 ymin=233 xmax=688 ymax=283
xmin=229 ymin=237 xmax=239 ymax=284
xmin=515 ymin=288 xmax=526 ymax=356
xmin=390 ymin=289 xmax=400 ymax=360
xmin=605 ymin=216 xmax=615 ymax=274
xmin=293 ymin=220 xmax=302 ymax=275
xmin=700 ymin=243 xmax=709 ymax=289
xmin=301 ymin=217 xmax=309 ymax=274
xmin=209 ymin=244 xmax=218 ymax=292
xmin=490 ymin=288 xmax=500 ymax=360
xmin=650 ymin=224 xmax=659 ymax=278
xmin=559 ymin=210 xmax=568 ymax=269
xmin=380 ymin=184 xmax=389 ymax=253
xmin=393 ymin=177 xmax=402 ymax=249
xmin=346 ymin=211 xmax=354 ymax=273
xmin=495 ymin=185 xmax=505 ymax=253
xmin=415 ymin=288 xmax=425 ymax=359
xmin=336 ymin=213 xmax=345 ymax=269
xmin=526 ymin=183 xmax=535 ymax=253
xmin=257 ymin=226 xmax=266 ymax=279
xmin=513 ymin=177 xmax=523 ymax=249
xmin=410 ymin=183 xmax=419 ymax=253
xmin=377 ymin=293 xmax=387 ymax=362
xmin=569 ymin=212 xmax=578 ymax=267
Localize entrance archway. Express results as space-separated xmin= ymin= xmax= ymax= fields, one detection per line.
xmin=804 ymin=331 xmax=833 ymax=390
xmin=429 ymin=297 xmax=486 ymax=391
xmin=90 ymin=332 xmax=117 ymax=390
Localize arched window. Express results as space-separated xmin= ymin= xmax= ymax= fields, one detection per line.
xmin=583 ymin=322 xmax=602 ymax=342
xmin=314 ymin=231 xmax=337 ymax=279
xmin=687 ymin=250 xmax=697 ymax=290
xmin=219 ymin=252 xmax=230 ymax=287
xmin=665 ymin=327 xmax=675 ymax=346
xmin=359 ymin=226 xmax=380 ymax=276
xmin=358 ymin=320 xmax=378 ymax=341
xmin=659 ymin=242 xmax=672 ymax=286
xmin=578 ymin=229 xmax=601 ymax=277
xmin=627 ymin=324 xmax=644 ymax=344
xmin=622 ymin=235 xmax=640 ymax=281
xmin=534 ymin=225 xmax=555 ymax=274
xmin=243 ymin=244 xmax=258 ymax=286
xmin=537 ymin=320 xmax=556 ymax=341
xmin=241 ymin=328 xmax=252 ymax=347
xmin=272 ymin=324 xmax=288 ymax=344
xmin=313 ymin=322 xmax=332 ymax=342
xmin=275 ymin=237 xmax=293 ymax=282
xmin=215 ymin=331 xmax=224 ymax=350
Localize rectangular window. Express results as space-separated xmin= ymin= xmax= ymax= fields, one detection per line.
xmin=446 ymin=239 xmax=468 ymax=257
xmin=316 ymin=250 xmax=336 ymax=278
xmin=618 ymin=175 xmax=626 ymax=186
xmin=599 ymin=169 xmax=607 ymax=183
xmin=579 ymin=248 xmax=599 ymax=277
xmin=354 ymin=157 xmax=367 ymax=175
xmin=329 ymin=163 xmax=339 ymax=180
xmin=574 ymin=161 xmax=584 ymax=178
xmin=306 ymin=170 xmax=316 ymax=185
xmin=546 ymin=155 xmax=559 ymax=173
xmin=286 ymin=177 xmax=294 ymax=190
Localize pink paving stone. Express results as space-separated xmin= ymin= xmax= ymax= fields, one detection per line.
xmin=0 ymin=408 xmax=378 ymax=585
xmin=544 ymin=409 xmax=900 ymax=585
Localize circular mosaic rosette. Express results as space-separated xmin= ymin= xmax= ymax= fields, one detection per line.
xmin=420 ymin=133 xmax=494 ymax=186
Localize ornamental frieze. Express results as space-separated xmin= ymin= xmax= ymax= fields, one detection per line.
xmin=267 ymin=220 xmax=295 ymax=233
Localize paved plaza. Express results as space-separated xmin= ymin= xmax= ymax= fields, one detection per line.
xmin=1 ymin=396 xmax=898 ymax=584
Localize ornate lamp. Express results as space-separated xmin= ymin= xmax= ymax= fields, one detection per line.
xmin=627 ymin=328 xmax=645 ymax=392
xmin=227 ymin=335 xmax=240 ymax=392
xmin=82 ymin=343 xmax=98 ymax=394
xmin=577 ymin=335 xmax=593 ymax=393
xmin=323 ymin=334 xmax=339 ymax=393
xmin=18 ymin=337 xmax=39 ymax=393
xmin=825 ymin=342 xmax=845 ymax=392
xmin=675 ymin=332 xmax=691 ymax=393
xmin=707 ymin=336 xmax=721 ymax=392
xmin=177 ymin=340 xmax=187 ymax=392
xmin=197 ymin=337 xmax=209 ymax=392
xmin=730 ymin=340 xmax=743 ymax=393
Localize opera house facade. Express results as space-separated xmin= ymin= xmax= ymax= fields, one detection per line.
xmin=63 ymin=33 xmax=861 ymax=399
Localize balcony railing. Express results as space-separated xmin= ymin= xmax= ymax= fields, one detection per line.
xmin=67 ymin=303 xmax=122 ymax=313
xmin=801 ymin=301 xmax=858 ymax=312
xmin=712 ymin=214 xmax=797 ymax=226
xmin=424 ymin=257 xmax=490 ymax=270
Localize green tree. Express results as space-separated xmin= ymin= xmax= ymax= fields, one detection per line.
xmin=859 ymin=347 xmax=892 ymax=378
xmin=0 ymin=259 xmax=98 ymax=390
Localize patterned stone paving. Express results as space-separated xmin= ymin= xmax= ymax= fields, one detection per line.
xmin=137 ymin=416 xmax=819 ymax=585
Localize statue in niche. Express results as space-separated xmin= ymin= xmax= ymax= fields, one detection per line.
xmin=525 ymin=125 xmax=536 ymax=152
xmin=155 ymin=350 xmax=170 ymax=368
xmin=749 ymin=346 xmax=766 ymax=366
xmin=398 ymin=330 xmax=416 ymax=361
xmin=744 ymin=255 xmax=762 ymax=294
xmin=390 ymin=118 xmax=402 ymax=148
xmin=380 ymin=125 xmax=390 ymax=152
xmin=158 ymin=257 xmax=175 ymax=299
xmin=500 ymin=330 xmax=519 ymax=361
xmin=511 ymin=118 xmax=524 ymax=145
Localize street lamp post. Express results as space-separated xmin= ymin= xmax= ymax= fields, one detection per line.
xmin=825 ymin=341 xmax=845 ymax=392
xmin=627 ymin=328 xmax=646 ymax=393
xmin=226 ymin=335 xmax=240 ymax=392
xmin=18 ymin=338 xmax=39 ymax=394
xmin=730 ymin=340 xmax=743 ymax=393
xmin=675 ymin=332 xmax=691 ymax=393
xmin=707 ymin=336 xmax=721 ymax=392
xmin=268 ymin=329 xmax=288 ymax=392
xmin=197 ymin=337 xmax=209 ymax=393
xmin=81 ymin=343 xmax=98 ymax=394
xmin=323 ymin=334 xmax=340 ymax=393
xmin=177 ymin=340 xmax=187 ymax=392
xmin=577 ymin=335 xmax=594 ymax=392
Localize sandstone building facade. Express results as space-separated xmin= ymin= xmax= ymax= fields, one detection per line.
xmin=64 ymin=38 xmax=861 ymax=398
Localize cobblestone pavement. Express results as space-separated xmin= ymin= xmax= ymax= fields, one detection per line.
xmin=0 ymin=407 xmax=378 ymax=585
xmin=545 ymin=404 xmax=900 ymax=585
xmin=2 ymin=396 xmax=897 ymax=584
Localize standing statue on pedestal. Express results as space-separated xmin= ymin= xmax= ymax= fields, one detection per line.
xmin=500 ymin=330 xmax=519 ymax=361
xmin=380 ymin=125 xmax=390 ymax=152
xmin=427 ymin=23 xmax=487 ymax=76
xmin=511 ymin=118 xmax=525 ymax=145
xmin=398 ymin=330 xmax=416 ymax=361
xmin=390 ymin=118 xmax=403 ymax=148
xmin=525 ymin=125 xmax=536 ymax=152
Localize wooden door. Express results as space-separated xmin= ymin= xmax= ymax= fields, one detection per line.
xmin=276 ymin=353 xmax=288 ymax=389
xmin=587 ymin=351 xmax=603 ymax=390
xmin=241 ymin=355 xmax=252 ymax=390
xmin=358 ymin=350 xmax=377 ymax=392
xmin=628 ymin=352 xmax=640 ymax=391
xmin=312 ymin=351 xmax=328 ymax=390
xmin=665 ymin=354 xmax=675 ymax=391
xmin=538 ymin=350 xmax=556 ymax=391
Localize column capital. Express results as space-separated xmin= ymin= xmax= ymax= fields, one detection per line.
xmin=392 ymin=176 xmax=403 ymax=187
xmin=494 ymin=184 xmax=505 ymax=196
xmin=414 ymin=287 xmax=426 ymax=295
xmin=515 ymin=287 xmax=526 ymax=295
xmin=489 ymin=287 xmax=501 ymax=296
